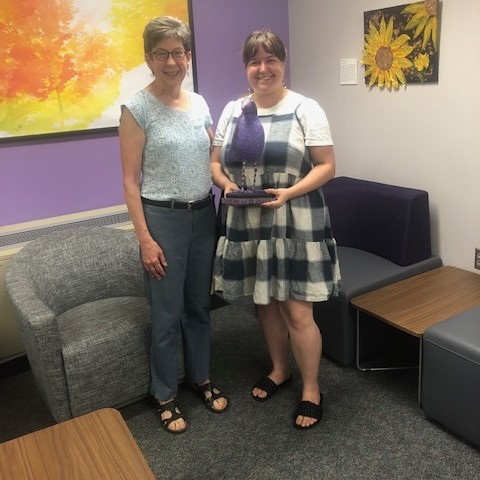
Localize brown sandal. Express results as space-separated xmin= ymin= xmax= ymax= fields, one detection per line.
xmin=191 ymin=382 xmax=229 ymax=413
xmin=157 ymin=400 xmax=187 ymax=434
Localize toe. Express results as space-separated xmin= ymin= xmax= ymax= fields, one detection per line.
xmin=295 ymin=414 xmax=318 ymax=428
xmin=252 ymin=387 xmax=267 ymax=399
xmin=213 ymin=396 xmax=228 ymax=411
xmin=170 ymin=417 xmax=187 ymax=432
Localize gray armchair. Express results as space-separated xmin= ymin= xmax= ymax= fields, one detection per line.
xmin=6 ymin=226 xmax=184 ymax=422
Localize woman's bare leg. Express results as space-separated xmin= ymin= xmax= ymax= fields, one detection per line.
xmin=281 ymin=299 xmax=322 ymax=428
xmin=252 ymin=299 xmax=291 ymax=399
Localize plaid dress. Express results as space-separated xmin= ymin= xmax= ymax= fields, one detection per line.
xmin=213 ymin=91 xmax=341 ymax=305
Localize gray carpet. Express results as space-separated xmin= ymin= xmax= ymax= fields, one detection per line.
xmin=1 ymin=296 xmax=479 ymax=479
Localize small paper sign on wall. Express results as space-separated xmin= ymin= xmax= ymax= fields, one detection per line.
xmin=340 ymin=58 xmax=358 ymax=85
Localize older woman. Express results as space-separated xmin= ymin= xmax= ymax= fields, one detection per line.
xmin=119 ymin=16 xmax=228 ymax=434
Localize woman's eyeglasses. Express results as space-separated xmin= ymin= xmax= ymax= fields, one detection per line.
xmin=150 ymin=48 xmax=187 ymax=61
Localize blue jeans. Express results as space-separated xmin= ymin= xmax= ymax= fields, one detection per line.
xmin=143 ymin=200 xmax=216 ymax=401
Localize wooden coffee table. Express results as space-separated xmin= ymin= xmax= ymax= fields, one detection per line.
xmin=0 ymin=408 xmax=155 ymax=480
xmin=351 ymin=266 xmax=480 ymax=402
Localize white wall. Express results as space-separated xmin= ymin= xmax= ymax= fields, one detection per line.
xmin=289 ymin=0 xmax=480 ymax=272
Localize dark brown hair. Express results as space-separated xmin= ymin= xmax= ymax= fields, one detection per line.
xmin=242 ymin=29 xmax=287 ymax=66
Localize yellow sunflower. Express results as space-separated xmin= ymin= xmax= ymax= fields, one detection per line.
xmin=362 ymin=16 xmax=414 ymax=90
xmin=402 ymin=0 xmax=438 ymax=51
xmin=413 ymin=53 xmax=430 ymax=73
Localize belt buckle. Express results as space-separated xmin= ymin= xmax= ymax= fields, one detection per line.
xmin=187 ymin=200 xmax=194 ymax=211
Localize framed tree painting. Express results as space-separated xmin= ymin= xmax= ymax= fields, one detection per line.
xmin=0 ymin=0 xmax=195 ymax=142
xmin=363 ymin=0 xmax=440 ymax=90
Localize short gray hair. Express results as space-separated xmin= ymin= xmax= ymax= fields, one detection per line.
xmin=143 ymin=16 xmax=191 ymax=54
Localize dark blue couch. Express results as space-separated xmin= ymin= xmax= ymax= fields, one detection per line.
xmin=314 ymin=176 xmax=442 ymax=366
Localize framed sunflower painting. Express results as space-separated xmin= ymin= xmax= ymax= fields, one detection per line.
xmin=0 ymin=0 xmax=195 ymax=142
xmin=362 ymin=0 xmax=439 ymax=90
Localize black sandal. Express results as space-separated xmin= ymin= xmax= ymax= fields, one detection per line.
xmin=293 ymin=394 xmax=324 ymax=430
xmin=251 ymin=374 xmax=292 ymax=402
xmin=157 ymin=400 xmax=187 ymax=434
xmin=191 ymin=382 xmax=229 ymax=413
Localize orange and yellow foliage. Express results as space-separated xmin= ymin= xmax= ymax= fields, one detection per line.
xmin=0 ymin=0 xmax=190 ymax=137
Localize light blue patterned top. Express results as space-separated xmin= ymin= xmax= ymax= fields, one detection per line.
xmin=122 ymin=90 xmax=213 ymax=202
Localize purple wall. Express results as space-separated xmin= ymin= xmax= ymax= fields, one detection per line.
xmin=0 ymin=134 xmax=124 ymax=225
xmin=0 ymin=0 xmax=289 ymax=227
xmin=191 ymin=0 xmax=290 ymax=129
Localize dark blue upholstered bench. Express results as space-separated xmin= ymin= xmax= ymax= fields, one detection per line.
xmin=422 ymin=306 xmax=480 ymax=448
xmin=314 ymin=176 xmax=442 ymax=366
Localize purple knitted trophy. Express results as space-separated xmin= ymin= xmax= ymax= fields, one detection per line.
xmin=221 ymin=97 xmax=275 ymax=206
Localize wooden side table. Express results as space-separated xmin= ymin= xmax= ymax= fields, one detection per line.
xmin=351 ymin=266 xmax=480 ymax=402
xmin=0 ymin=408 xmax=155 ymax=480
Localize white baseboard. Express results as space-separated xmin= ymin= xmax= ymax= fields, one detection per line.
xmin=0 ymin=205 xmax=131 ymax=256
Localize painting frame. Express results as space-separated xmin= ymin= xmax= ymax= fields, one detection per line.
xmin=0 ymin=0 xmax=197 ymax=143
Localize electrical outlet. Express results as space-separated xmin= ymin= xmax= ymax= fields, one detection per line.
xmin=475 ymin=248 xmax=480 ymax=270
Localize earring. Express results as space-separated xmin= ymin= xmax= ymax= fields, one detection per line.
xmin=248 ymin=87 xmax=253 ymax=95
